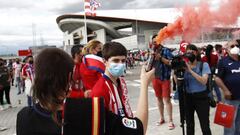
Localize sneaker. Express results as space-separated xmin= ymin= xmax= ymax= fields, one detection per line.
xmin=168 ymin=122 xmax=175 ymax=130
xmin=156 ymin=119 xmax=165 ymax=126
xmin=7 ymin=104 xmax=12 ymax=108
xmin=171 ymin=99 xmax=179 ymax=105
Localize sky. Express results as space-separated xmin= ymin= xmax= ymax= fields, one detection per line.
xmin=0 ymin=0 xmax=222 ymax=54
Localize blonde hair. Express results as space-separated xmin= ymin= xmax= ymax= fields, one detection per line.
xmin=82 ymin=40 xmax=102 ymax=55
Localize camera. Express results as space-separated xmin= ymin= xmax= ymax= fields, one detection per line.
xmin=171 ymin=52 xmax=196 ymax=78
xmin=171 ymin=52 xmax=196 ymax=70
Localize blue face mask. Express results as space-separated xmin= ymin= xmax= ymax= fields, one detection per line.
xmin=108 ymin=62 xmax=126 ymax=77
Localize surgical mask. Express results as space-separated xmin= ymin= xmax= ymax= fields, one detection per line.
xmin=96 ymin=51 xmax=102 ymax=57
xmin=107 ymin=62 xmax=126 ymax=77
xmin=185 ymin=52 xmax=196 ymax=63
xmin=230 ymin=46 xmax=240 ymax=55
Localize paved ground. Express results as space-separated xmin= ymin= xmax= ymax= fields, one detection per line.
xmin=0 ymin=65 xmax=224 ymax=135
xmin=0 ymin=85 xmax=26 ymax=135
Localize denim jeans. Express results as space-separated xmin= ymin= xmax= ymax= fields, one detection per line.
xmin=15 ymin=77 xmax=21 ymax=93
xmin=212 ymin=81 xmax=222 ymax=102
xmin=224 ymin=100 xmax=240 ymax=135
xmin=27 ymin=95 xmax=32 ymax=107
xmin=173 ymin=89 xmax=179 ymax=100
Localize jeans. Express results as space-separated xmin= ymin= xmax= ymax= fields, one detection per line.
xmin=0 ymin=86 xmax=11 ymax=105
xmin=173 ymin=89 xmax=179 ymax=100
xmin=210 ymin=81 xmax=222 ymax=102
xmin=15 ymin=77 xmax=21 ymax=93
xmin=27 ymin=96 xmax=32 ymax=107
xmin=224 ymin=100 xmax=240 ymax=135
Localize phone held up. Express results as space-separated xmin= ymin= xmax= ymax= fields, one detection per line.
xmin=145 ymin=52 xmax=155 ymax=72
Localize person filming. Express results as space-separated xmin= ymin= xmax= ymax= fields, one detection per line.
xmin=183 ymin=44 xmax=212 ymax=135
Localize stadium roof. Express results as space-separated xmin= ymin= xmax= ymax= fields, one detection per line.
xmin=56 ymin=9 xmax=240 ymax=38
xmin=56 ymin=9 xmax=181 ymax=38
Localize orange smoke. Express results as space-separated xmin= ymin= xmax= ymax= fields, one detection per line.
xmin=156 ymin=0 xmax=240 ymax=44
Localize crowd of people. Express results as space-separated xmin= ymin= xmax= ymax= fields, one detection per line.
xmin=0 ymin=38 xmax=240 ymax=135
xmin=0 ymin=55 xmax=35 ymax=110
xmin=150 ymin=37 xmax=240 ymax=135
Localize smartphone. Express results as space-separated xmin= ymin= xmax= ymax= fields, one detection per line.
xmin=145 ymin=54 xmax=155 ymax=72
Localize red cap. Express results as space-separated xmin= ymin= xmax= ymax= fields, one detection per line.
xmin=180 ymin=41 xmax=189 ymax=54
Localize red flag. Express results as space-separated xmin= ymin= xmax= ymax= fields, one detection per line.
xmin=18 ymin=49 xmax=32 ymax=56
xmin=82 ymin=54 xmax=105 ymax=73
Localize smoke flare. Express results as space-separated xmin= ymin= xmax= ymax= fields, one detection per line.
xmin=156 ymin=0 xmax=240 ymax=44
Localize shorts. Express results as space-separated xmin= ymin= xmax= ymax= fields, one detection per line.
xmin=152 ymin=78 xmax=171 ymax=98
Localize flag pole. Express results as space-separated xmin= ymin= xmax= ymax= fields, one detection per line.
xmin=83 ymin=0 xmax=88 ymax=44
xmin=135 ymin=9 xmax=139 ymax=49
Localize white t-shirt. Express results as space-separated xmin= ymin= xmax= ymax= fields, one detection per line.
xmin=14 ymin=63 xmax=22 ymax=78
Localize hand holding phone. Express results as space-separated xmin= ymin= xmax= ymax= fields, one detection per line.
xmin=145 ymin=54 xmax=155 ymax=72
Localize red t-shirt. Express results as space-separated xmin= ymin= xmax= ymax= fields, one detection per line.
xmin=91 ymin=77 xmax=111 ymax=109
xmin=80 ymin=62 xmax=102 ymax=90
xmin=201 ymin=53 xmax=218 ymax=68
xmin=91 ymin=76 xmax=133 ymax=117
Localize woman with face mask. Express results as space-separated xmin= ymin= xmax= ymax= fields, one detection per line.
xmin=79 ymin=40 xmax=104 ymax=97
xmin=183 ymin=44 xmax=212 ymax=135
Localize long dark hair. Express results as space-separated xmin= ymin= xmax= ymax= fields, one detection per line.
xmin=205 ymin=45 xmax=214 ymax=64
xmin=32 ymin=48 xmax=74 ymax=124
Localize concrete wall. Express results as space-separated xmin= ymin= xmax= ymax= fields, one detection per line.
xmin=63 ymin=27 xmax=87 ymax=47
xmin=63 ymin=27 xmax=107 ymax=47
xmin=112 ymin=35 xmax=138 ymax=50
xmin=132 ymin=22 xmax=166 ymax=35
xmin=92 ymin=29 xmax=106 ymax=44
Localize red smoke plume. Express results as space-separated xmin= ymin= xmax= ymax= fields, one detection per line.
xmin=156 ymin=0 xmax=240 ymax=44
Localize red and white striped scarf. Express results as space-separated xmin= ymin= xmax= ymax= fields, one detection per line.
xmin=105 ymin=77 xmax=133 ymax=117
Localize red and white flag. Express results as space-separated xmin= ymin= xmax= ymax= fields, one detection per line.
xmin=82 ymin=54 xmax=105 ymax=73
xmin=84 ymin=0 xmax=101 ymax=16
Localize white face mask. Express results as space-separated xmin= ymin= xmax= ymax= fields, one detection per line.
xmin=230 ymin=46 xmax=240 ymax=55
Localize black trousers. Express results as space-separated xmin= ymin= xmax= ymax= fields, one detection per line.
xmin=0 ymin=86 xmax=11 ymax=105
xmin=185 ymin=91 xmax=212 ymax=135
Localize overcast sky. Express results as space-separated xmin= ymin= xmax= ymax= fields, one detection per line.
xmin=0 ymin=0 xmax=221 ymax=54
